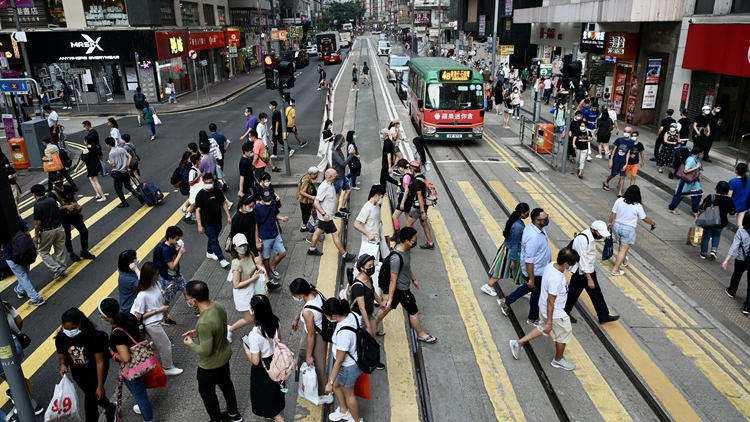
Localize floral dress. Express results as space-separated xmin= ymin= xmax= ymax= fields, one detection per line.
xmin=657 ymin=132 xmax=679 ymax=167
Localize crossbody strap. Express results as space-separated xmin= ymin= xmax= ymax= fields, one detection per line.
xmin=113 ymin=327 xmax=139 ymax=347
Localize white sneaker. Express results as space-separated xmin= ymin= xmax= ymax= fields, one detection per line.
xmin=270 ymin=155 xmax=277 ymax=158
xmin=227 ymin=326 xmax=233 ymax=343
xmin=319 ymin=393 xmax=334 ymax=404
xmin=164 ymin=367 xmax=184 ymax=376
xmin=352 ymin=186 xmax=361 ymax=190
xmin=595 ymin=154 xmax=602 ymax=159
xmin=523 ymin=292 xmax=531 ymax=299
xmin=329 ymin=408 xmax=351 ymax=421
xmin=133 ymin=405 xmax=141 ymax=415
xmin=586 ymin=156 xmax=592 ymax=162
xmin=351 ymin=89 xmax=355 ymax=91
xmin=480 ymin=284 xmax=497 ymax=297
xmin=220 ymin=259 xmax=231 ymax=268
xmin=509 ymin=340 xmax=522 ymax=360
xmin=206 ymin=253 xmax=219 ymax=261
xmin=550 ymin=357 xmax=576 ymax=371
xmin=290 ymin=149 xmax=295 ymax=157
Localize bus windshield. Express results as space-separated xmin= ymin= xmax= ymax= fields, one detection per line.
xmin=425 ymin=83 xmax=483 ymax=110
xmin=390 ymin=56 xmax=409 ymax=67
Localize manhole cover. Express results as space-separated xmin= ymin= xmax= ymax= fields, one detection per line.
xmin=516 ymin=167 xmax=533 ymax=172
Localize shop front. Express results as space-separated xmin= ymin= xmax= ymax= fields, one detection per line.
xmin=682 ymin=23 xmax=750 ymax=148
xmin=581 ymin=32 xmax=639 ymax=121
xmin=241 ymin=27 xmax=261 ymax=72
xmin=530 ymin=23 xmax=583 ymax=64
xmin=24 ymin=30 xmax=159 ymax=105
xmin=190 ymin=31 xmax=227 ymax=85
xmin=154 ymin=31 xmax=191 ymax=102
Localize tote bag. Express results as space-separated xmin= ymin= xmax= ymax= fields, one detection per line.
xmin=43 ymin=150 xmax=64 ymax=172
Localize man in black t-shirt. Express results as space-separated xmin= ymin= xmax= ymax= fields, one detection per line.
xmin=351 ymin=63 xmax=360 ymax=91
xmin=230 ymin=195 xmax=261 ymax=257
xmin=195 ymin=173 xmax=231 ymax=268
xmin=380 ymin=128 xmax=398 ymax=186
xmin=404 ymin=162 xmax=434 ymax=249
xmin=678 ymin=109 xmax=691 ymax=143
xmin=693 ymin=106 xmax=712 ymax=153
xmin=652 ymin=109 xmax=676 ymax=161
xmin=48 ymin=172 xmax=96 ymax=263
xmin=31 ymin=184 xmax=67 ymax=279
xmin=270 ymin=101 xmax=282 ymax=155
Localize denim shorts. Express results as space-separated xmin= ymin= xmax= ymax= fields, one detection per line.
xmin=613 ymin=222 xmax=636 ymax=245
xmin=333 ymin=178 xmax=351 ymax=194
xmin=554 ymin=125 xmax=565 ymax=134
xmin=337 ymin=363 xmax=362 ymax=388
xmin=610 ymin=161 xmax=626 ymax=177
xmin=261 ymin=233 xmax=286 ymax=259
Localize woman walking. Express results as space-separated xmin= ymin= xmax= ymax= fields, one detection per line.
xmin=510 ymin=87 xmax=522 ymax=120
xmin=131 ymin=262 xmax=184 ymax=376
xmin=668 ymin=146 xmax=704 ymax=216
xmin=657 ymin=123 xmax=679 ymax=173
xmin=74 ymin=136 xmax=107 ymax=201
xmin=298 ymin=167 xmax=319 ymax=232
xmin=350 ymin=255 xmax=387 ymax=341
xmin=60 ymin=80 xmax=73 ymax=109
xmin=290 ymin=278 xmax=333 ymax=404
xmin=98 ymin=297 xmax=154 ymax=421
xmin=608 ymin=186 xmax=656 ymax=276
xmin=227 ymin=234 xmax=266 ymax=343
xmin=481 ymin=203 xmax=529 ymax=299
xmin=167 ymin=78 xmax=177 ymax=103
xmin=729 ymin=163 xmax=750 ymax=229
xmin=722 ymin=213 xmax=750 ymax=315
xmin=502 ymin=90 xmax=513 ymax=129
xmin=107 ymin=117 xmax=123 ymax=147
xmin=55 ymin=308 xmax=116 ymax=422
xmin=241 ymin=295 xmax=286 ymax=421
xmin=324 ymin=298 xmax=363 ymax=422
xmin=696 ymin=181 xmax=736 ymax=259
xmin=346 ymin=130 xmax=361 ymax=191
xmin=141 ymin=101 xmax=158 ymax=141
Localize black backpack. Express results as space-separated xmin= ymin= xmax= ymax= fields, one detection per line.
xmin=567 ymin=232 xmax=589 ymax=250
xmin=338 ymin=316 xmax=381 ymax=374
xmin=58 ymin=148 xmax=72 ymax=168
xmin=303 ymin=293 xmax=335 ymax=342
xmin=134 ymin=93 xmax=145 ymax=108
xmin=170 ymin=165 xmax=183 ymax=186
xmin=179 ymin=164 xmax=192 ymax=195
xmin=10 ymin=230 xmax=36 ymax=266
xmin=378 ymin=250 xmax=403 ymax=293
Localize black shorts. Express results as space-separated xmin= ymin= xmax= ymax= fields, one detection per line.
xmin=396 ymin=192 xmax=414 ymax=212
xmin=286 ymin=126 xmax=296 ymax=134
xmin=318 ymin=220 xmax=337 ymax=234
xmin=352 ymin=78 xmax=358 ymax=83
xmin=391 ymin=289 xmax=418 ymax=315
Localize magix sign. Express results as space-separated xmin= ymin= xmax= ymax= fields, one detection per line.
xmin=70 ymin=34 xmax=103 ymax=54
xmin=24 ymin=31 xmax=159 ymax=62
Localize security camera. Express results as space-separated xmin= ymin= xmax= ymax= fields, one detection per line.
xmin=688 ymin=19 xmax=694 ymax=24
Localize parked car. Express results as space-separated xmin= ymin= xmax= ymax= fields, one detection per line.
xmin=378 ymin=41 xmax=391 ymax=56
xmin=387 ymin=54 xmax=410 ymax=82
xmin=324 ymin=51 xmax=342 ymax=64
xmin=396 ymin=69 xmax=409 ymax=100
xmin=281 ymin=49 xmax=309 ymax=68
xmin=306 ymin=44 xmax=318 ymax=56
xmin=379 ymin=34 xmax=387 ymax=40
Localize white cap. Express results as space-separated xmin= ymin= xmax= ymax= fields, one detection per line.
xmin=702 ymin=105 xmax=711 ymax=111
xmin=232 ymin=233 xmax=248 ymax=246
xmin=591 ymin=220 xmax=610 ymax=238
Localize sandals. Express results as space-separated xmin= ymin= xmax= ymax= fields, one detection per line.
xmin=602 ymin=182 xmax=611 ymax=191
xmin=668 ymin=210 xmax=681 ymax=215
xmin=658 ymin=169 xmax=663 ymax=173
xmin=376 ymin=330 xmax=386 ymax=337
xmin=611 ymin=270 xmax=625 ymax=276
xmin=417 ymin=335 xmax=437 ymax=344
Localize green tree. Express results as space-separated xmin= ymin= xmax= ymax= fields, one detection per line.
xmin=327 ymin=1 xmax=365 ymax=26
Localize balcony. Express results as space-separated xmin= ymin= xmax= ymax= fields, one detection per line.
xmin=513 ymin=0 xmax=686 ymax=23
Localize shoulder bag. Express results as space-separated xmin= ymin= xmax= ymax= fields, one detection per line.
xmin=675 ymin=164 xmax=700 ymax=183
xmin=51 ymin=190 xmax=82 ymax=215
xmin=11 ymin=329 xmax=31 ymax=349
xmin=43 ymin=148 xmax=64 ymax=172
xmin=696 ymin=195 xmax=722 ymax=228
xmin=112 ymin=327 xmax=157 ymax=381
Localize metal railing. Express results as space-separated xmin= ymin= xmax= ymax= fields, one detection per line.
xmin=734 ymin=133 xmax=750 ymax=167
xmin=519 ymin=115 xmax=559 ymax=169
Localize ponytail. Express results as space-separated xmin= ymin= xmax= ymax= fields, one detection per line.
xmin=503 ymin=203 xmax=530 ymax=239
xmin=737 ymin=163 xmax=748 ymax=188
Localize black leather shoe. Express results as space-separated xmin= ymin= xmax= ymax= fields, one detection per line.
xmin=569 ymin=315 xmax=578 ymax=323
xmin=116 ymin=202 xmax=129 ymax=208
xmin=599 ymin=315 xmax=620 ymax=324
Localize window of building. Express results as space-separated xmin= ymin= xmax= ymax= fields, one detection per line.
xmin=83 ymin=0 xmax=128 ymax=26
xmin=732 ymin=0 xmax=750 ymax=13
xmin=203 ymin=4 xmax=215 ymax=25
xmin=181 ymin=1 xmax=199 ymax=26
xmin=218 ymin=6 xmax=226 ymax=25
xmin=694 ymin=0 xmax=716 ymax=14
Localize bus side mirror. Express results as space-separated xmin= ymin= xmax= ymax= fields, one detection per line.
xmin=418 ymin=99 xmax=424 ymax=109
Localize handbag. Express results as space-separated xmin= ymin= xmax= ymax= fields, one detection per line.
xmin=676 ymin=164 xmax=700 ymax=183
xmin=113 ymin=327 xmax=157 ymax=381
xmin=51 ymin=190 xmax=82 ymax=215
xmin=602 ymin=237 xmax=614 ymax=261
xmin=696 ymin=195 xmax=723 ymax=228
xmin=11 ymin=329 xmax=31 ymax=349
xmin=153 ymin=113 xmax=162 ymax=125
xmin=687 ymin=226 xmax=704 ymax=247
xmin=224 ymin=233 xmax=233 ymax=253
xmin=43 ymin=150 xmax=64 ymax=172
xmin=164 ymin=87 xmax=172 ymax=95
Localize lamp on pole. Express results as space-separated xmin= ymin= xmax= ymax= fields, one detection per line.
xmin=490 ymin=0 xmax=499 ymax=86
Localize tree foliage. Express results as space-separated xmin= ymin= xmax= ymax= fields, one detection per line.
xmin=326 ymin=1 xmax=365 ymax=27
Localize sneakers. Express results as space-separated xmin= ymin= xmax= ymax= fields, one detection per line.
xmin=586 ymin=156 xmax=592 ymax=162
xmin=509 ymin=340 xmax=522 ymax=360
xmin=352 ymin=186 xmax=361 ymax=190
xmin=375 ymin=362 xmax=386 ymax=370
xmin=726 ymin=288 xmax=735 ymax=298
xmin=163 ymin=366 xmax=184 ymax=376
xmin=710 ymin=250 xmax=717 ymax=259
xmin=329 ymin=408 xmax=352 ymax=421
xmin=419 ymin=242 xmax=435 ymax=249
xmin=389 ymin=232 xmax=400 ymax=242
xmin=270 ymin=154 xmax=277 ymax=158
xmin=133 ymin=405 xmax=141 ymax=415
xmin=54 ymin=267 xmax=66 ymax=279
xmin=700 ymin=253 xmax=707 ymax=259
xmin=183 ymin=216 xmax=195 ymax=225
xmin=550 ymin=357 xmax=576 ymax=371
xmin=526 ymin=318 xmax=538 ymax=326
xmin=220 ymin=259 xmax=231 ymax=268
xmin=161 ymin=317 xmax=177 ymax=326
xmin=498 ymin=298 xmax=509 ymax=315
xmin=595 ymin=154 xmax=602 ymax=159
xmin=480 ymin=284 xmax=497 ymax=297
xmin=34 ymin=403 xmax=45 ymax=415
xmin=300 ymin=141 xmax=308 ymax=148
xmin=744 ymin=308 xmax=749 ymax=315
xmin=221 ymin=411 xmax=243 ymax=422
xmin=14 ymin=288 xmax=26 ymax=299
xmin=206 ymin=253 xmax=219 ymax=261
xmin=307 ymin=248 xmax=323 ymax=256
xmin=272 ymin=167 xmax=282 ymax=172
xmin=29 ymin=298 xmax=46 ymax=307
xmin=319 ymin=393 xmax=335 ymax=404
xmin=70 ymin=252 xmax=81 ymax=262
xmin=227 ymin=326 xmax=233 ymax=343
xmin=290 ymin=149 xmax=295 ymax=157
xmin=339 ymin=207 xmax=351 ymax=215
xmin=80 ymin=250 xmax=96 ymax=259
xmin=342 ymin=252 xmax=356 ymax=262
xmin=610 ymin=270 xmax=625 ymax=276
xmin=267 ymin=281 xmax=281 ymax=290
xmin=269 ymin=267 xmax=280 ymax=279
xmin=335 ymin=212 xmax=347 ymax=219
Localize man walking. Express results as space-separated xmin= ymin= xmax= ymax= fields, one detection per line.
xmin=44 ymin=105 xmax=59 ymax=143
xmin=269 ymin=101 xmax=282 ymax=157
xmin=604 ymin=131 xmax=634 ymax=197
xmin=564 ymin=221 xmax=620 ymax=324
xmin=317 ymin=64 xmax=327 ymax=90
xmin=285 ymin=99 xmax=307 ymax=149
xmin=182 ymin=281 xmax=242 ymax=422
xmin=652 ymin=109 xmax=675 ymax=162
xmin=362 ymin=61 xmax=371 ymax=85
xmin=31 ymin=184 xmax=67 ymax=279
xmin=239 ymin=107 xmax=259 ymax=142
xmin=254 ymin=188 xmax=287 ymax=290
xmin=706 ymin=105 xmax=724 ymax=163
xmin=307 ymin=169 xmax=356 ymax=261
xmin=510 ymin=247 xmax=580 ymax=371
xmin=542 ymin=77 xmax=553 ymax=105
xmin=209 ymin=123 xmax=231 ymax=191
xmin=195 ymin=173 xmax=232 ymax=269
xmin=331 ymin=135 xmax=354 ymax=217
xmin=374 ymin=227 xmax=437 ymax=343
xmin=133 ymin=87 xmax=146 ymax=127
xmin=380 ymin=128 xmax=398 ymax=187
xmin=351 ymin=63 xmax=360 ymax=91
xmin=497 ymin=208 xmax=552 ymax=325
xmin=4 ymin=216 xmax=45 ymax=306
xmin=238 ymin=142 xmax=255 ymax=198
xmin=354 ymin=185 xmax=388 ymax=258
xmin=404 ymin=161 xmax=434 ymax=249
xmin=105 ymin=137 xmax=144 ymax=208
xmin=693 ymin=105 xmax=711 ymax=152
xmin=48 ymin=172 xmax=96 ymax=263
xmin=251 ymin=130 xmax=268 ymax=187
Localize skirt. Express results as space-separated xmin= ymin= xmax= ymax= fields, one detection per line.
xmin=488 ymin=244 xmax=523 ymax=285
xmin=656 ymin=143 xmax=674 ymax=167
xmin=251 ymin=357 xmax=286 ymax=418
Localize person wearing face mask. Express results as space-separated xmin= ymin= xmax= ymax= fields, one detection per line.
xmin=482 ymin=202 xmax=529 ymax=298
xmin=285 ymin=99 xmax=307 ymax=148
xmin=624 ymin=130 xmax=645 ymax=186
xmin=257 ymin=112 xmax=280 ymax=172
xmin=48 ymin=172 xmax=96 ymax=263
xmin=253 ymin=172 xmax=281 ymax=205
xmin=693 ymin=105 xmax=711 ymax=153
xmin=354 ymin=185 xmax=387 ymax=253
xmin=564 ymin=221 xmax=620 ymax=324
xmin=238 ymin=142 xmax=255 ymax=198
xmin=290 ymin=278 xmax=333 ymax=404
xmin=349 ymin=255 xmax=387 ymax=348
xmin=227 ymin=234 xmax=266 ymax=343
xmin=380 ymin=128 xmax=399 ymax=187
xmin=604 ymin=129 xmax=634 ymax=196
xmin=331 ymin=135 xmax=355 ymax=217
xmin=153 ymin=226 xmax=190 ymax=324
xmin=706 ymin=105 xmax=724 ymax=163
xmin=497 ymin=208 xmax=552 ymax=324
xmin=308 ymin=169 xmax=356 ymax=261
xmin=254 ymin=188 xmax=289 ymax=285
xmin=573 ymin=120 xmax=591 ymax=178
xmin=351 ymin=63 xmax=360 ymax=91
xmin=231 ymin=195 xmax=264 ymax=260
xmin=509 ymin=247 xmax=580 ymax=371
xmin=668 ymin=146 xmax=704 ymax=217
xmin=657 ymin=123 xmax=680 ymax=173
xmin=298 ymin=167 xmax=320 ymax=232
xmin=55 ymin=308 xmax=114 ymax=422
xmin=317 ymin=64 xmax=327 ymax=90
xmin=566 ymin=110 xmax=584 ymax=163
xmin=652 ymin=109 xmax=676 ymax=162
xmin=239 ymin=107 xmax=258 ymax=142
xmin=510 ymin=87 xmax=522 ymax=119
xmin=323 ymin=298 xmax=364 ymax=422
xmin=195 ymin=173 xmax=232 ymax=269
xmin=609 ymin=186 xmax=656 ymax=275
xmin=117 ymin=249 xmax=140 ymax=312
xmin=269 ymin=101 xmax=282 ymax=157
xmin=345 ymin=130 xmax=361 ymax=190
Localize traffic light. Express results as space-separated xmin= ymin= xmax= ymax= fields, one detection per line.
xmin=562 ymin=60 xmax=582 ymax=92
xmin=263 ymin=55 xmax=276 ymax=90
xmin=278 ymin=60 xmax=295 ymax=89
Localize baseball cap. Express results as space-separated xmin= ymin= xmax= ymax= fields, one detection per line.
xmin=702 ymin=105 xmax=711 ymax=111
xmin=261 ymin=188 xmax=273 ymax=202
xmin=232 ymin=233 xmax=249 ymax=246
xmin=590 ymin=220 xmax=610 ymax=238
xmin=408 ymin=160 xmax=421 ymax=168
xmin=392 ymin=118 xmax=401 ymax=124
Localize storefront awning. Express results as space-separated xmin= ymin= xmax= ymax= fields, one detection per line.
xmin=683 ymin=24 xmax=750 ymax=78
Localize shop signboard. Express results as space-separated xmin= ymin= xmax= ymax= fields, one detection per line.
xmin=414 ymin=12 xmax=430 ymax=24
xmin=580 ymin=30 xmax=606 ymax=54
xmin=627 ymin=96 xmax=636 ymax=120
xmin=0 ymin=0 xmax=47 ymax=29
xmin=614 ymin=94 xmax=623 ymax=114
xmin=25 ymin=30 xmax=159 ymax=62
xmin=645 ymin=58 xmax=662 ymax=84
xmin=539 ymin=64 xmax=552 ymax=78
xmin=605 ymin=33 xmax=638 ymax=61
xmin=154 ymin=31 xmax=190 ymax=61
xmin=226 ymin=29 xmax=240 ymax=47
xmin=681 ymin=84 xmax=689 ymax=102
xmin=190 ymin=32 xmax=226 ymax=51
xmin=683 ymin=24 xmax=750 ymax=78
xmin=505 ymin=0 xmax=512 ymax=16
xmin=479 ymin=15 xmax=485 ymax=37
xmin=3 ymin=114 xmax=15 ymax=139
xmin=500 ymin=45 xmax=514 ymax=55
xmin=530 ymin=23 xmax=583 ymax=48
xmin=641 ymin=85 xmax=658 ymax=109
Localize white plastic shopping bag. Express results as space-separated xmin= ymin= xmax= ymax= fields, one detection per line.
xmin=153 ymin=114 xmax=163 ymax=125
xmin=298 ymin=363 xmax=320 ymax=405
xmin=44 ymin=374 xmax=80 ymax=422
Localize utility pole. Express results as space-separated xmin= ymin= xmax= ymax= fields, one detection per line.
xmin=10 ymin=0 xmax=40 ymax=117
xmin=560 ymin=42 xmax=578 ymax=174
xmin=437 ymin=0 xmax=441 ymax=54
xmin=490 ymin=0 xmax=499 ymax=85
xmin=410 ymin=0 xmax=415 ymax=54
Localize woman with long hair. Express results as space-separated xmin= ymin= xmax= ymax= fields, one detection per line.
xmin=55 ymin=308 xmax=115 ymax=422
xmin=98 ymin=297 xmax=154 ymax=421
xmin=482 ymin=203 xmax=530 ymax=298
xmin=117 ymin=249 xmax=139 ymax=312
xmin=323 ymin=298 xmax=362 ymax=422
xmin=668 ymin=146 xmax=703 ymax=217
xmin=722 ymin=213 xmax=750 ymax=315
xmin=107 ymin=117 xmax=122 ymax=147
xmin=132 ymin=262 xmax=183 ymax=376
xmin=345 ymin=130 xmax=361 ymax=191
xmin=729 ymin=162 xmax=750 ymax=229
xmin=227 ymin=234 xmax=265 ymax=343
xmin=290 ymin=278 xmax=332 ymax=403
xmin=608 ymin=186 xmax=657 ymax=275
xmin=241 ymin=295 xmax=285 ymax=421
xmin=697 ymin=181 xmax=736 ymax=259
xmin=503 ymin=89 xmax=513 ymax=129
xmin=74 ymin=136 xmax=107 ymax=201
xmin=167 ymin=78 xmax=177 ymax=103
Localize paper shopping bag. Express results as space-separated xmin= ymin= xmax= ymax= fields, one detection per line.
xmin=687 ymin=226 xmax=704 ymax=247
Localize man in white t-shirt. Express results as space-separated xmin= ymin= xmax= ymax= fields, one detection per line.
xmin=308 ymin=169 xmax=356 ymax=261
xmin=44 ymin=105 xmax=59 ymax=143
xmin=354 ymin=185 xmax=389 ymax=258
xmin=509 ymin=247 xmax=580 ymax=371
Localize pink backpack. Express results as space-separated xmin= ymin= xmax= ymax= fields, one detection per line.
xmin=262 ymin=336 xmax=295 ymax=383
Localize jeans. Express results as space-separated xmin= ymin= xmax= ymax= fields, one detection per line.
xmin=71 ymin=369 xmax=111 ymax=422
xmin=112 ymin=172 xmax=142 ymax=204
xmin=668 ymin=181 xmax=701 ymax=214
xmin=169 ymin=91 xmax=177 ymax=102
xmin=504 ymin=274 xmax=542 ymax=320
xmin=700 ymin=227 xmax=723 ymax=255
xmin=512 ymin=104 xmax=520 ymax=118
xmin=347 ymin=170 xmax=358 ymax=188
xmin=543 ymin=88 xmax=552 ymax=103
xmin=204 ymin=225 xmax=225 ymax=260
xmin=145 ymin=122 xmax=156 ymax=136
xmin=197 ymin=362 xmax=238 ymax=422
xmin=62 ymin=214 xmax=88 ymax=253
xmin=124 ymin=377 xmax=153 ymax=422
xmin=5 ymin=260 xmax=42 ymax=301
xmin=564 ymin=271 xmax=610 ymax=318
xmin=42 ymin=95 xmax=50 ymax=107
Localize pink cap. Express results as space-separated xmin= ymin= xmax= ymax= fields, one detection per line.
xmin=624 ymin=126 xmax=633 ymax=133
xmin=409 ymin=160 xmax=421 ymax=168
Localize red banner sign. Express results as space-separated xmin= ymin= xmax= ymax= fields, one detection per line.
xmin=154 ymin=31 xmax=190 ymax=61
xmin=684 ymin=24 xmax=750 ymax=78
xmin=190 ymin=32 xmax=225 ymax=51
xmin=681 ymin=84 xmax=689 ymax=102
xmin=226 ymin=30 xmax=240 ymax=47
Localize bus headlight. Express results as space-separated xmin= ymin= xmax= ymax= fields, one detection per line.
xmin=424 ymin=126 xmax=437 ymax=134
xmin=472 ymin=126 xmax=484 ymax=134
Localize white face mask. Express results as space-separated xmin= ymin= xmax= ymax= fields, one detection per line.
xmin=262 ymin=181 xmax=271 ymax=187
xmin=632 ymin=136 xmax=638 ymax=141
xmin=63 ymin=327 xmax=81 ymax=338
xmin=580 ymin=127 xmax=586 ymax=132
xmin=377 ymin=197 xmax=383 ymax=206
xmin=236 ymin=245 xmax=248 ymax=255
xmin=263 ymin=200 xmax=272 ymax=205
xmin=269 ymin=106 xmax=273 ymax=110
xmin=670 ymin=128 xmax=676 ymax=132
xmin=204 ymin=184 xmax=214 ymax=190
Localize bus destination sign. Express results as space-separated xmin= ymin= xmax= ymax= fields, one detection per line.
xmin=439 ymin=70 xmax=471 ymax=82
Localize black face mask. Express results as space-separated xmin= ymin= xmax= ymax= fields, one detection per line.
xmin=365 ymin=267 xmax=376 ymax=276
xmin=592 ymin=232 xmax=603 ymax=240
xmin=410 ymin=240 xmax=417 ymax=249
xmin=54 ymin=181 xmax=64 ymax=188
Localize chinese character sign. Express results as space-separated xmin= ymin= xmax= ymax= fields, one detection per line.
xmin=607 ymin=36 xmax=625 ymax=54
xmin=169 ymin=37 xmax=184 ymax=54
xmin=479 ymin=15 xmax=485 ymax=37
xmin=414 ymin=12 xmax=430 ymax=23
xmin=439 ymin=70 xmax=471 ymax=82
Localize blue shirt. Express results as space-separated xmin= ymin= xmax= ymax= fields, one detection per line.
xmin=245 ymin=115 xmax=259 ymax=134
xmin=255 ymin=202 xmax=279 ymax=240
xmin=729 ymin=177 xmax=750 ymax=213
xmin=118 ymin=270 xmax=139 ymax=312
xmin=612 ymin=137 xmax=634 ymax=164
xmin=503 ymin=219 xmax=525 ymax=262
xmin=2 ymin=217 xmax=28 ymax=260
xmin=520 ymin=224 xmax=552 ymax=277
xmin=210 ymin=132 xmax=228 ymax=155
xmin=159 ymin=244 xmax=178 ymax=280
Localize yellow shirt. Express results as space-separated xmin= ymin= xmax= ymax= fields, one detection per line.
xmin=285 ymin=106 xmax=296 ymax=127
